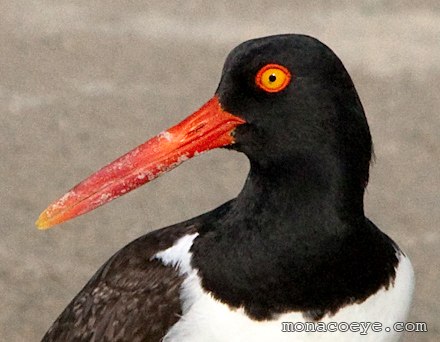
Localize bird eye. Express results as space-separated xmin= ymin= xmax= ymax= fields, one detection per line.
xmin=255 ymin=64 xmax=291 ymax=93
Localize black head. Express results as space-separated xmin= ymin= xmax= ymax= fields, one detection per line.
xmin=37 ymin=34 xmax=371 ymax=232
xmin=216 ymin=34 xmax=372 ymax=214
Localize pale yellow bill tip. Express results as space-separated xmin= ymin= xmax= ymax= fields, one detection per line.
xmin=35 ymin=213 xmax=55 ymax=230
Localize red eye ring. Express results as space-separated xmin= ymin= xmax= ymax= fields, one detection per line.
xmin=255 ymin=64 xmax=291 ymax=93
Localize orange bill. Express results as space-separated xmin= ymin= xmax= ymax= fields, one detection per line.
xmin=36 ymin=96 xmax=246 ymax=229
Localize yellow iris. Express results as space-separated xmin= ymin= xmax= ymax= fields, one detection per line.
xmin=256 ymin=64 xmax=291 ymax=93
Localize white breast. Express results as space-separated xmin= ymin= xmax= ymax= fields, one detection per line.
xmin=154 ymin=234 xmax=414 ymax=342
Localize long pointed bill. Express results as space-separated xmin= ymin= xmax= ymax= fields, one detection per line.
xmin=36 ymin=96 xmax=245 ymax=229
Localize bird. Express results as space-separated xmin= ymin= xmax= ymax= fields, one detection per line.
xmin=36 ymin=34 xmax=414 ymax=341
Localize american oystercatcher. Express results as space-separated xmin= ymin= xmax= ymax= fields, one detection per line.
xmin=37 ymin=34 xmax=414 ymax=341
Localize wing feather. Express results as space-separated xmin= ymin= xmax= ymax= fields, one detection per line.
xmin=42 ymin=223 xmax=197 ymax=342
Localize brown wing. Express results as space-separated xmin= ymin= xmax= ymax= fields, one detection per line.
xmin=42 ymin=223 xmax=197 ymax=342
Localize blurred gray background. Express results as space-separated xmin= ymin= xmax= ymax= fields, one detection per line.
xmin=1 ymin=1 xmax=439 ymax=341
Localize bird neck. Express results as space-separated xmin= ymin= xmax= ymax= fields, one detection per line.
xmin=233 ymin=155 xmax=366 ymax=234
xmin=191 ymin=156 xmax=397 ymax=321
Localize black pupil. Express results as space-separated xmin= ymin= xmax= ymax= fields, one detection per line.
xmin=269 ymin=74 xmax=276 ymax=82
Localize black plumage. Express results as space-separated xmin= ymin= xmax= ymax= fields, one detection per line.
xmin=41 ymin=34 xmax=405 ymax=341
